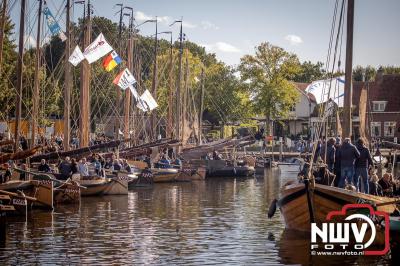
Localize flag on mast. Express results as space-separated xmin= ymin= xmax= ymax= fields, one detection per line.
xmin=103 ymin=51 xmax=122 ymax=71
xmin=140 ymin=89 xmax=158 ymax=111
xmin=113 ymin=68 xmax=136 ymax=89
xmin=43 ymin=5 xmax=67 ymax=41
xmin=68 ymin=45 xmax=85 ymax=66
xmin=83 ymin=33 xmax=113 ymax=64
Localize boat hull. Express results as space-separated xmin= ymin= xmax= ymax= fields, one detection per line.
xmin=78 ymin=177 xmax=110 ymax=196
xmin=0 ymin=180 xmax=53 ymax=210
xmin=103 ymin=177 xmax=129 ymax=195
xmin=278 ymin=182 xmax=397 ymax=232
xmin=54 ymin=181 xmax=81 ymax=204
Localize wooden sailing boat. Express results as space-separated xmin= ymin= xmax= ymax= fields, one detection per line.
xmin=274 ymin=0 xmax=399 ymax=243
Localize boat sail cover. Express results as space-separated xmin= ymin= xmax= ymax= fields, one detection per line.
xmin=306 ymin=76 xmax=345 ymax=107
xmin=83 ymin=33 xmax=113 ymax=64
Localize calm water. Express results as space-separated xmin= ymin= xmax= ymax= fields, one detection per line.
xmin=0 ymin=170 xmax=395 ymax=265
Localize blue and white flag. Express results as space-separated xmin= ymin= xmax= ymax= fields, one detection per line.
xmin=43 ymin=6 xmax=67 ymax=41
xmin=306 ymin=76 xmax=345 ymax=107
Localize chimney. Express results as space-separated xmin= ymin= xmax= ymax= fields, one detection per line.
xmin=376 ymin=66 xmax=384 ymax=84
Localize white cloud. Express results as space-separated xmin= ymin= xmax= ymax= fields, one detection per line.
xmin=202 ymin=42 xmax=241 ymax=53
xmin=182 ymin=21 xmax=197 ymax=29
xmin=284 ymin=34 xmax=303 ymax=45
xmin=157 ymin=16 xmax=172 ymax=24
xmin=135 ymin=11 xmax=153 ymax=22
xmin=200 ymin=21 xmax=219 ymax=30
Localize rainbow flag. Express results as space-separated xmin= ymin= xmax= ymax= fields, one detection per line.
xmin=103 ymin=51 xmax=122 ymax=71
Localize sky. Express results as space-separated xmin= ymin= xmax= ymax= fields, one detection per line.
xmin=8 ymin=0 xmax=400 ymax=69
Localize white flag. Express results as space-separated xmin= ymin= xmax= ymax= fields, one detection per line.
xmin=113 ymin=68 xmax=136 ymax=89
xmin=140 ymin=89 xmax=158 ymax=111
xmin=83 ymin=33 xmax=113 ymax=64
xmin=68 ymin=45 xmax=85 ymax=66
xmin=128 ymin=85 xmax=148 ymax=112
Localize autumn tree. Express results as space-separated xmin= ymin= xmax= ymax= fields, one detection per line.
xmin=238 ymin=42 xmax=301 ymax=135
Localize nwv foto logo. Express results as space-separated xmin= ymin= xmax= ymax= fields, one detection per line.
xmin=310 ymin=204 xmax=390 ymax=256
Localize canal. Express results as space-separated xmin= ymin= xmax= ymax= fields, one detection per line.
xmin=0 ymin=170 xmax=393 ymax=265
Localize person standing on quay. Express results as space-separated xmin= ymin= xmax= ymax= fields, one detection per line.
xmin=354 ymin=138 xmax=374 ymax=193
xmin=338 ymin=138 xmax=360 ymax=188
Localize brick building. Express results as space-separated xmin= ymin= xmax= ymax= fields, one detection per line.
xmin=353 ymin=72 xmax=400 ymax=142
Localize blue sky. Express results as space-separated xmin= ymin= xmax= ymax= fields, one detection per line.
xmin=9 ymin=0 xmax=400 ymax=68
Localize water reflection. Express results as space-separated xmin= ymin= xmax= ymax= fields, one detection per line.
xmin=0 ymin=170 xmax=394 ymax=265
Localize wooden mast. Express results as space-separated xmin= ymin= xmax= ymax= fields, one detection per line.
xmin=63 ymin=0 xmax=72 ymax=151
xmin=79 ymin=0 xmax=91 ymax=148
xmin=14 ymin=0 xmax=26 ymax=152
xmin=167 ymin=32 xmax=173 ymax=138
xmin=115 ymin=3 xmax=123 ymax=144
xmin=31 ymin=0 xmax=43 ymax=148
xmin=182 ymin=49 xmax=189 ymax=144
xmin=151 ymin=18 xmax=158 ymax=140
xmin=0 ymin=0 xmax=7 ymax=75
xmin=176 ymin=19 xmax=183 ymax=142
xmin=124 ymin=9 xmax=133 ymax=140
xmin=343 ymin=0 xmax=354 ymax=139
xmin=198 ymin=68 xmax=205 ymax=145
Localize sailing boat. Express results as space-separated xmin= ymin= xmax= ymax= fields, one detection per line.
xmin=271 ymin=0 xmax=399 ymax=248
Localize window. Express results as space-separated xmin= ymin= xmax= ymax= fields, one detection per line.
xmin=289 ymin=105 xmax=296 ymax=112
xmin=371 ymin=122 xmax=381 ymax=137
xmin=384 ymin=122 xmax=396 ymax=137
xmin=372 ymin=101 xmax=387 ymax=112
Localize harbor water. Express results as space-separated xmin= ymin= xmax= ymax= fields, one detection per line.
xmin=0 ymin=170 xmax=394 ymax=265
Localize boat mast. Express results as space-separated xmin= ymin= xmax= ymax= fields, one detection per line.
xmin=151 ymin=17 xmax=158 ymax=140
xmin=167 ymin=32 xmax=173 ymax=138
xmin=31 ymin=0 xmax=43 ymax=148
xmin=198 ymin=68 xmax=205 ymax=145
xmin=79 ymin=0 xmax=92 ymax=148
xmin=63 ymin=0 xmax=72 ymax=151
xmin=343 ymin=0 xmax=354 ymax=139
xmin=182 ymin=49 xmax=189 ymax=144
xmin=124 ymin=7 xmax=134 ymax=140
xmin=0 ymin=0 xmax=7 ymax=75
xmin=14 ymin=0 xmax=26 ymax=152
xmin=115 ymin=3 xmax=123 ymax=144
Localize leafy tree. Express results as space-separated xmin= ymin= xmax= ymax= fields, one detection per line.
xmin=238 ymin=42 xmax=301 ymax=135
xmin=353 ymin=65 xmax=376 ymax=81
xmin=293 ymin=61 xmax=326 ymax=83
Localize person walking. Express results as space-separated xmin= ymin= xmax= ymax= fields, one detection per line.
xmin=354 ymin=138 xmax=374 ymax=193
xmin=338 ymin=138 xmax=360 ymax=188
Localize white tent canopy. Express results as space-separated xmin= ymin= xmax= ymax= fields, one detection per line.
xmin=305 ymin=76 xmax=345 ymax=107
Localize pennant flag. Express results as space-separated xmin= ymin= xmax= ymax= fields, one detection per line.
xmin=102 ymin=51 xmax=122 ymax=71
xmin=140 ymin=89 xmax=158 ymax=111
xmin=113 ymin=68 xmax=136 ymax=89
xmin=43 ymin=6 xmax=67 ymax=41
xmin=305 ymin=76 xmax=345 ymax=107
xmin=68 ymin=45 xmax=85 ymax=66
xmin=83 ymin=33 xmax=113 ymax=64
xmin=127 ymin=84 xmax=148 ymax=111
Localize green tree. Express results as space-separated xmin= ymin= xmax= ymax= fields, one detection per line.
xmin=353 ymin=65 xmax=376 ymax=81
xmin=293 ymin=61 xmax=326 ymax=83
xmin=238 ymin=42 xmax=301 ymax=135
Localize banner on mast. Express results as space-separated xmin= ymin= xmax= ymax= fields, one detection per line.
xmin=68 ymin=45 xmax=85 ymax=66
xmin=83 ymin=33 xmax=113 ymax=64
xmin=103 ymin=51 xmax=122 ymax=71
xmin=43 ymin=5 xmax=67 ymax=41
xmin=113 ymin=68 xmax=136 ymax=89
xmin=140 ymin=89 xmax=158 ymax=111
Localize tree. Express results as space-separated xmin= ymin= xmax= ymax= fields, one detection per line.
xmin=293 ymin=61 xmax=326 ymax=83
xmin=353 ymin=65 xmax=376 ymax=81
xmin=238 ymin=42 xmax=301 ymax=135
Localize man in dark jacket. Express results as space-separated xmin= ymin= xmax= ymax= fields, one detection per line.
xmin=338 ymin=138 xmax=360 ymax=188
xmin=58 ymin=157 xmax=72 ymax=180
xmin=355 ymin=138 xmax=373 ymax=194
xmin=321 ymin=137 xmax=336 ymax=172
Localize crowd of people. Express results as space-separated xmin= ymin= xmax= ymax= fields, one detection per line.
xmin=314 ymin=137 xmax=400 ymax=197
